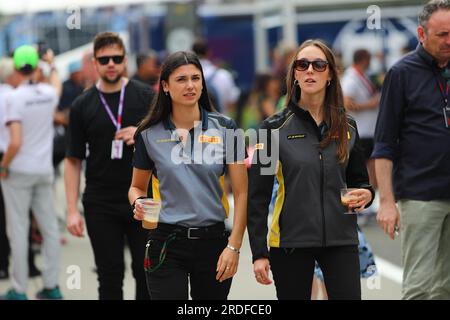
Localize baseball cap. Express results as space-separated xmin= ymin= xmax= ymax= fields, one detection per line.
xmin=13 ymin=45 xmax=39 ymax=71
xmin=68 ymin=60 xmax=82 ymax=74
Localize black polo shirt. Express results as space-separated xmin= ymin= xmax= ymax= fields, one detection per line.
xmin=372 ymin=44 xmax=450 ymax=201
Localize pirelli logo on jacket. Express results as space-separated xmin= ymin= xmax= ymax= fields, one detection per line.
xmin=198 ymin=135 xmax=221 ymax=144
xmin=254 ymin=143 xmax=265 ymax=150
xmin=287 ymin=134 xmax=306 ymax=140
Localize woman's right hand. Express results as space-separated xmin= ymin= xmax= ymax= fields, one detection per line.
xmin=253 ymin=258 xmax=273 ymax=285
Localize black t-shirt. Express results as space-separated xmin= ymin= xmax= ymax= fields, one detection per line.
xmin=66 ymin=79 xmax=154 ymax=206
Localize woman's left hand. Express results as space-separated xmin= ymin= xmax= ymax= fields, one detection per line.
xmin=216 ymin=246 xmax=240 ymax=282
xmin=348 ymin=188 xmax=372 ymax=213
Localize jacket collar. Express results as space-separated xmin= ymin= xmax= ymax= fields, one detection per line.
xmin=163 ymin=105 xmax=209 ymax=131
xmin=287 ymin=84 xmax=329 ymax=127
xmin=417 ymin=43 xmax=450 ymax=70
xmin=287 ymin=83 xmax=309 ymax=120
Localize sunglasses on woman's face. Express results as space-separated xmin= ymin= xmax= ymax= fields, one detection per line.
xmin=294 ymin=59 xmax=329 ymax=72
xmin=96 ymin=55 xmax=125 ymax=66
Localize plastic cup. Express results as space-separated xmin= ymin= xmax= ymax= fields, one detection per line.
xmin=135 ymin=198 xmax=161 ymax=229
xmin=340 ymin=188 xmax=358 ymax=214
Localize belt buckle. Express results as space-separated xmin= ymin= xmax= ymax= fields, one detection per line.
xmin=187 ymin=227 xmax=200 ymax=239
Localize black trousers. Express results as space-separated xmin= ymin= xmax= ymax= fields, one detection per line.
xmin=270 ymin=245 xmax=361 ymax=300
xmin=145 ymin=223 xmax=232 ymax=300
xmin=84 ymin=202 xmax=149 ymax=300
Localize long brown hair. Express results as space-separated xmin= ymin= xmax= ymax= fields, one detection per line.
xmin=136 ymin=51 xmax=215 ymax=135
xmin=285 ymin=39 xmax=348 ymax=162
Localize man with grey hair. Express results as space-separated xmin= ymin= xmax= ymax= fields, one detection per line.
xmin=372 ymin=0 xmax=450 ymax=299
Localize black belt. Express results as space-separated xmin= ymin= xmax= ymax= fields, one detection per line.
xmin=152 ymin=222 xmax=228 ymax=240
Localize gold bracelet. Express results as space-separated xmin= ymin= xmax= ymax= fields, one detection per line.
xmin=226 ymin=244 xmax=240 ymax=254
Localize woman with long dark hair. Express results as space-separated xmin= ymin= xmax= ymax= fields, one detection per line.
xmin=128 ymin=51 xmax=247 ymax=300
xmin=247 ymin=39 xmax=374 ymax=300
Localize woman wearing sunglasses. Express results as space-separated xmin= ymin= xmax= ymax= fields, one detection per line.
xmin=247 ymin=39 xmax=374 ymax=299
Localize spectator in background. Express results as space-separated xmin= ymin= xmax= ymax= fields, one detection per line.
xmin=341 ymin=49 xmax=380 ymax=221
xmin=81 ymin=49 xmax=99 ymax=88
xmin=34 ymin=46 xmax=62 ymax=97
xmin=53 ymin=60 xmax=85 ymax=170
xmin=0 ymin=57 xmax=42 ymax=281
xmin=0 ymin=57 xmax=18 ymax=280
xmin=0 ymin=45 xmax=62 ymax=300
xmin=372 ymin=0 xmax=450 ymax=300
xmin=241 ymin=73 xmax=280 ymax=130
xmin=60 ymin=61 xmax=85 ymax=111
xmin=192 ymin=38 xmax=240 ymax=115
xmin=132 ymin=51 xmax=161 ymax=92
xmin=272 ymin=42 xmax=297 ymax=96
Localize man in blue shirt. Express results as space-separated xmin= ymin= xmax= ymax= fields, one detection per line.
xmin=372 ymin=0 xmax=450 ymax=300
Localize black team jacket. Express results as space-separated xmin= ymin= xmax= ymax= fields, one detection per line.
xmin=247 ymin=96 xmax=374 ymax=262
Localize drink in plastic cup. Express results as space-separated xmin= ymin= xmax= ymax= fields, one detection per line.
xmin=340 ymin=188 xmax=358 ymax=214
xmin=135 ymin=198 xmax=161 ymax=229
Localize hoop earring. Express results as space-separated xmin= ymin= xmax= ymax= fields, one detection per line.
xmin=164 ymin=91 xmax=168 ymax=96
xmin=294 ymin=79 xmax=299 ymax=86
xmin=327 ymin=80 xmax=331 ymax=87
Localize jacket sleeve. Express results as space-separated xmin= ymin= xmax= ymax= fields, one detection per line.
xmin=247 ymin=121 xmax=276 ymax=262
xmin=346 ymin=119 xmax=375 ymax=208
xmin=371 ymin=66 xmax=405 ymax=161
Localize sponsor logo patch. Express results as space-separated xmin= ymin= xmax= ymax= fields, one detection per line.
xmin=287 ymin=134 xmax=306 ymax=140
xmin=198 ymin=135 xmax=221 ymax=144
xmin=254 ymin=143 xmax=265 ymax=150
xmin=156 ymin=138 xmax=179 ymax=143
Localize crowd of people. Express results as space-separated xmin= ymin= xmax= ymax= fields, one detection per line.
xmin=0 ymin=0 xmax=448 ymax=301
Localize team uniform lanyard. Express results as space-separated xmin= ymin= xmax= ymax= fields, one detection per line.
xmin=98 ymin=79 xmax=126 ymax=158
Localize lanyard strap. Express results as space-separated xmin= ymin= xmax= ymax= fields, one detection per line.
xmin=438 ymin=81 xmax=449 ymax=104
xmin=433 ymin=68 xmax=449 ymax=104
xmin=353 ymin=67 xmax=376 ymax=95
xmin=98 ymin=79 xmax=126 ymax=131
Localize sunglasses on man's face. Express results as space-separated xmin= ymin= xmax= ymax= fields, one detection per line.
xmin=294 ymin=59 xmax=329 ymax=72
xmin=96 ymin=55 xmax=125 ymax=66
